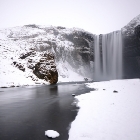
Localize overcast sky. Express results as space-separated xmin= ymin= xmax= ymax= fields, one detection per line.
xmin=0 ymin=0 xmax=140 ymax=34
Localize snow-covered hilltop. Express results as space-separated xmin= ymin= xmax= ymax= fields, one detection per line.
xmin=0 ymin=25 xmax=94 ymax=87
xmin=122 ymin=14 xmax=140 ymax=36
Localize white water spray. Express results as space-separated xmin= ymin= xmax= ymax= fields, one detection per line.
xmin=94 ymin=31 xmax=123 ymax=81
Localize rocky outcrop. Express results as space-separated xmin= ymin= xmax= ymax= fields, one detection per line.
xmin=33 ymin=52 xmax=58 ymax=84
xmin=13 ymin=49 xmax=58 ymax=84
xmin=121 ymin=14 xmax=140 ymax=78
xmin=20 ymin=49 xmax=36 ymax=59
xmin=13 ymin=61 xmax=25 ymax=72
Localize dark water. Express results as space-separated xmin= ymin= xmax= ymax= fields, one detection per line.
xmin=0 ymin=82 xmax=94 ymax=140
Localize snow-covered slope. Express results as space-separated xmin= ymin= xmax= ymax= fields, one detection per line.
xmin=0 ymin=25 xmax=94 ymax=87
xmin=0 ymin=32 xmax=47 ymax=87
xmin=122 ymin=14 xmax=140 ymax=36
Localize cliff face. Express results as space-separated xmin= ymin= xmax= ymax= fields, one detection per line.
xmin=122 ymin=14 xmax=140 ymax=78
xmin=1 ymin=14 xmax=140 ymax=86
xmin=0 ymin=25 xmax=94 ymax=86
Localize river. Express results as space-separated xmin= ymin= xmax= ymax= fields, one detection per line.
xmin=0 ymin=82 xmax=94 ymax=140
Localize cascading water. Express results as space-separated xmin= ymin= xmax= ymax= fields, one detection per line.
xmin=94 ymin=31 xmax=123 ymax=81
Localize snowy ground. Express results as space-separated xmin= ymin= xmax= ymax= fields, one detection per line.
xmin=69 ymin=79 xmax=140 ymax=140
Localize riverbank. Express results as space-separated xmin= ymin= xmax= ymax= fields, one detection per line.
xmin=69 ymin=79 xmax=140 ymax=140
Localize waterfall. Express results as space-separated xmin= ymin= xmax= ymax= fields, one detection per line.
xmin=94 ymin=31 xmax=123 ymax=81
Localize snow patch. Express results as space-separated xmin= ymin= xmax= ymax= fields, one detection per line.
xmin=57 ymin=61 xmax=85 ymax=82
xmin=45 ymin=130 xmax=60 ymax=138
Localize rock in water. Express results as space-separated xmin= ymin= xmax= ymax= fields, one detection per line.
xmin=33 ymin=51 xmax=58 ymax=84
xmin=45 ymin=130 xmax=60 ymax=138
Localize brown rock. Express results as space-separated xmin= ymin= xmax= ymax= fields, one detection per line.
xmin=33 ymin=52 xmax=58 ymax=84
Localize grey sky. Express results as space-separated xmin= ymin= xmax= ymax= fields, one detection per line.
xmin=0 ymin=0 xmax=140 ymax=34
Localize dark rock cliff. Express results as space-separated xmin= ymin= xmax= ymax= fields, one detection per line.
xmin=122 ymin=14 xmax=140 ymax=78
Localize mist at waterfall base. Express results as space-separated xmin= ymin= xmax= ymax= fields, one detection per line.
xmin=93 ymin=31 xmax=123 ymax=81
